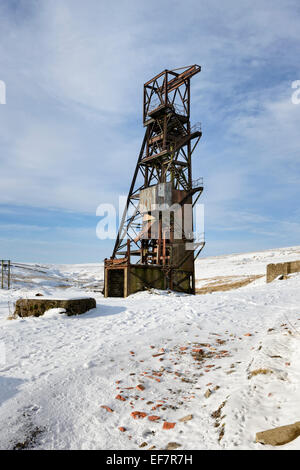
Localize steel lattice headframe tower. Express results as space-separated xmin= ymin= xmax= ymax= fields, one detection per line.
xmin=104 ymin=65 xmax=205 ymax=297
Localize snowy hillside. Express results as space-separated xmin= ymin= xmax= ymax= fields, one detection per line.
xmin=0 ymin=246 xmax=300 ymax=450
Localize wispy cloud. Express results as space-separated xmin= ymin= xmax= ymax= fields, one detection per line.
xmin=0 ymin=0 xmax=299 ymax=261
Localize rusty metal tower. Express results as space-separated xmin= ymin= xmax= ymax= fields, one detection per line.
xmin=104 ymin=65 xmax=205 ymax=297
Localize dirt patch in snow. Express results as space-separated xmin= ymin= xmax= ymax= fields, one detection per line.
xmin=196 ymin=275 xmax=263 ymax=295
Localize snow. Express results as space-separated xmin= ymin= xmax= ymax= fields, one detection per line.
xmin=0 ymin=246 xmax=300 ymax=450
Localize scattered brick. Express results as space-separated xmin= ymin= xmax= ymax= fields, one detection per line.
xmin=166 ymin=442 xmax=181 ymax=450
xmin=131 ymin=411 xmax=147 ymax=419
xmin=163 ymin=422 xmax=176 ymax=430
xmin=179 ymin=414 xmax=193 ymax=422
xmin=101 ymin=406 xmax=113 ymax=413
xmin=151 ymin=404 xmax=163 ymax=410
xmin=115 ymin=394 xmax=126 ymax=401
xmin=216 ymin=339 xmax=226 ymax=344
xmin=148 ymin=415 xmax=161 ymax=422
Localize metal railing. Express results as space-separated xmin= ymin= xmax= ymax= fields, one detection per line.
xmin=192 ymin=177 xmax=203 ymax=188
xmin=147 ymin=100 xmax=187 ymax=117
xmin=190 ymin=122 xmax=201 ymax=133
xmin=172 ymin=103 xmax=187 ymax=116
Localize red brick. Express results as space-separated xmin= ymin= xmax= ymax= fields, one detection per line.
xmin=163 ymin=422 xmax=176 ymax=430
xmin=148 ymin=416 xmax=160 ymax=422
xmin=131 ymin=411 xmax=147 ymax=419
xmin=101 ymin=405 xmax=113 ymax=412
xmin=115 ymin=394 xmax=126 ymax=401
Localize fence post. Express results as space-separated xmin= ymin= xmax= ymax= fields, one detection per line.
xmin=8 ymin=260 xmax=11 ymax=289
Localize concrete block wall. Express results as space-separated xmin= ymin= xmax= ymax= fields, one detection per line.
xmin=266 ymin=260 xmax=300 ymax=283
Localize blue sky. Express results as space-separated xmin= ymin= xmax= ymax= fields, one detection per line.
xmin=0 ymin=0 xmax=300 ymax=263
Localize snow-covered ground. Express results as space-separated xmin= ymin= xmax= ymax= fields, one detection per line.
xmin=0 ymin=246 xmax=300 ymax=450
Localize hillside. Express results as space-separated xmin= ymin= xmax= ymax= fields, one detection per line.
xmin=0 ymin=246 xmax=299 ymax=450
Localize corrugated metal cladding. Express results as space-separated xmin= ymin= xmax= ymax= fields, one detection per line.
xmin=139 ymin=182 xmax=173 ymax=213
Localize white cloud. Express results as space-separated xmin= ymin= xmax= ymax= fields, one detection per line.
xmin=0 ymin=0 xmax=299 ymax=239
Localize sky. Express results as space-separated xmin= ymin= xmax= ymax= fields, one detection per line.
xmin=0 ymin=0 xmax=300 ymax=263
